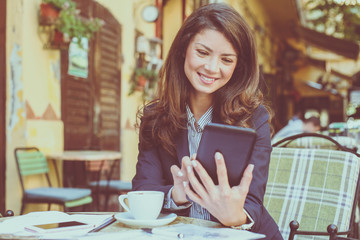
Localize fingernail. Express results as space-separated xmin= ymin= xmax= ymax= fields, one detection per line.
xmin=187 ymin=166 xmax=192 ymax=173
xmin=215 ymin=152 xmax=222 ymax=160
xmin=249 ymin=164 xmax=254 ymax=172
xmin=183 ymin=181 xmax=188 ymax=187
xmin=191 ymin=160 xmax=197 ymax=167
xmin=178 ymin=171 xmax=184 ymax=177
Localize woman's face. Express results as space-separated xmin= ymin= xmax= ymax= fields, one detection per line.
xmin=184 ymin=29 xmax=237 ymax=97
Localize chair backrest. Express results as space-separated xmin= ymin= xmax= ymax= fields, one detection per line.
xmin=264 ymin=147 xmax=360 ymax=240
xmin=14 ymin=147 xmax=51 ymax=192
xmin=272 ymin=133 xmax=359 ymax=156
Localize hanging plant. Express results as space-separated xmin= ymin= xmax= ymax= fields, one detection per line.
xmin=39 ymin=0 xmax=103 ymax=48
xmin=128 ymin=67 xmax=159 ymax=100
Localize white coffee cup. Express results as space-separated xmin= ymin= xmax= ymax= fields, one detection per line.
xmin=118 ymin=191 xmax=164 ymax=220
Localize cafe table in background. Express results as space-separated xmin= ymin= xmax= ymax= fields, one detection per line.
xmin=46 ymin=150 xmax=122 ymax=188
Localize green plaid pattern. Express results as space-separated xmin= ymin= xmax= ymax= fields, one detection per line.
xmin=264 ymin=147 xmax=360 ymax=240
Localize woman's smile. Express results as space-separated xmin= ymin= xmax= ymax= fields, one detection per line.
xmin=198 ymin=72 xmax=218 ymax=84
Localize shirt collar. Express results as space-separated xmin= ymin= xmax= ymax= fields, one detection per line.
xmin=186 ymin=104 xmax=213 ymax=132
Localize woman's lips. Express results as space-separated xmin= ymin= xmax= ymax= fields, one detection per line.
xmin=198 ymin=73 xmax=217 ymax=84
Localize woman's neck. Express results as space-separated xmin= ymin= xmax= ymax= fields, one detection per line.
xmin=189 ymin=93 xmax=213 ymax=121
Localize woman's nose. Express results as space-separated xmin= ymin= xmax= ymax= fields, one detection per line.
xmin=204 ymin=58 xmax=219 ymax=72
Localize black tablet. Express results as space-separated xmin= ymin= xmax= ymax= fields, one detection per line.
xmin=196 ymin=123 xmax=256 ymax=187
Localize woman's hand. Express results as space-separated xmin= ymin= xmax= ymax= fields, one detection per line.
xmin=170 ymin=155 xmax=196 ymax=205
xmin=183 ymin=152 xmax=254 ymax=226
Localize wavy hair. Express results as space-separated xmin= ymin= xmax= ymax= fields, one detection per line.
xmin=137 ymin=3 xmax=271 ymax=156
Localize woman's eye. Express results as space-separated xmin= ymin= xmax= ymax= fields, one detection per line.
xmin=222 ymin=58 xmax=233 ymax=63
xmin=197 ymin=49 xmax=208 ymax=56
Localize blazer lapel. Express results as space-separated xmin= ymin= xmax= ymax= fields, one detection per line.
xmin=176 ymin=128 xmax=190 ymax=164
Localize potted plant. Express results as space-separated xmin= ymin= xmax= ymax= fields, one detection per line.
xmin=39 ymin=0 xmax=103 ymax=48
xmin=128 ymin=67 xmax=159 ymax=100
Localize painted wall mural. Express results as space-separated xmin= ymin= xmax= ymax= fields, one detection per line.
xmin=8 ymin=43 xmax=25 ymax=141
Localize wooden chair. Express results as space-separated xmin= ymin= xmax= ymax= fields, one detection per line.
xmin=87 ymin=159 xmax=132 ymax=211
xmin=264 ymin=147 xmax=360 ymax=240
xmin=14 ymin=147 xmax=93 ymax=214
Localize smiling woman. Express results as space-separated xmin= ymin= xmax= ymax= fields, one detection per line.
xmin=132 ymin=3 xmax=283 ymax=240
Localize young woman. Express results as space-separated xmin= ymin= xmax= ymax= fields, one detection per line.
xmin=132 ymin=3 xmax=282 ymax=239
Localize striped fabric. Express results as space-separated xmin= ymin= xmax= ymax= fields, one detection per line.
xmin=186 ymin=104 xmax=213 ymax=220
xmin=264 ymin=147 xmax=360 ymax=240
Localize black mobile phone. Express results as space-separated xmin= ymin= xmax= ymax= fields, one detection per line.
xmin=196 ymin=123 xmax=256 ymax=187
xmin=25 ymin=221 xmax=92 ymax=233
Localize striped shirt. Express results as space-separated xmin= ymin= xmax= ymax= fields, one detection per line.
xmin=186 ymin=104 xmax=213 ymax=220
xmin=163 ymin=105 xmax=213 ymax=220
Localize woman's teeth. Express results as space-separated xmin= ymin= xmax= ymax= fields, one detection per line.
xmin=201 ymin=74 xmax=215 ymax=83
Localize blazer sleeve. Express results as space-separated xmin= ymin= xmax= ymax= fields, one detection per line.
xmin=132 ymin=145 xmax=173 ymax=194
xmin=244 ymin=105 xmax=272 ymax=232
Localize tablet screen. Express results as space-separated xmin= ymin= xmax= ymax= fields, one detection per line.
xmin=196 ymin=123 xmax=256 ymax=186
xmin=25 ymin=221 xmax=92 ymax=233
xmin=35 ymin=221 xmax=87 ymax=230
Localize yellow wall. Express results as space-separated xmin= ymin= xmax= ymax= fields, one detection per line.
xmin=228 ymin=0 xmax=277 ymax=74
xmin=5 ymin=0 xmax=156 ymax=214
xmin=162 ymin=0 xmax=182 ymax=60
xmin=6 ymin=0 xmax=65 ymax=214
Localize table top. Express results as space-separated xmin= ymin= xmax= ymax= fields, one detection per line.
xmin=0 ymin=213 xmax=222 ymax=239
xmin=47 ymin=150 xmax=122 ymax=161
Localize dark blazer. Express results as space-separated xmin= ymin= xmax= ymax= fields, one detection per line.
xmin=132 ymin=105 xmax=283 ymax=240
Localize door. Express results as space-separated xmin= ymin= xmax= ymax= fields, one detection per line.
xmin=61 ymin=0 xmax=121 ymax=151
xmin=0 ymin=0 xmax=6 ymax=214
xmin=60 ymin=0 xmax=122 ymax=188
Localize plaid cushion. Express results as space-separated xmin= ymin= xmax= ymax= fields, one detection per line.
xmin=264 ymin=147 xmax=360 ymax=240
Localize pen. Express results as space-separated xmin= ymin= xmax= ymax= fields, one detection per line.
xmin=142 ymin=228 xmax=184 ymax=239
xmin=88 ymin=215 xmax=116 ymax=233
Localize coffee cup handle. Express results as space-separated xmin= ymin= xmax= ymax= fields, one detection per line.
xmin=118 ymin=194 xmax=130 ymax=212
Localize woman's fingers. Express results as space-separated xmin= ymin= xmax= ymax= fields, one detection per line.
xmin=170 ymin=165 xmax=184 ymax=181
xmin=215 ymin=152 xmax=231 ymax=193
xmin=185 ymin=160 xmax=210 ymax=201
xmin=234 ymin=164 xmax=254 ymax=195
xmin=190 ymin=160 xmax=215 ymax=193
xmin=182 ymin=179 xmax=203 ymax=204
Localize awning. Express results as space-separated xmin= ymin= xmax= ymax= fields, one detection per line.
xmin=306 ymin=57 xmax=354 ymax=82
xmin=297 ymin=26 xmax=360 ymax=60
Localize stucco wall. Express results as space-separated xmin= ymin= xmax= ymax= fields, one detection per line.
xmin=6 ymin=0 xmax=64 ymax=214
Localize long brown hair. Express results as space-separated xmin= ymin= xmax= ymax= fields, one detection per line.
xmin=137 ymin=3 xmax=270 ymax=156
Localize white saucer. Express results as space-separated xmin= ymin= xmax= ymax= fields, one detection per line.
xmin=114 ymin=212 xmax=177 ymax=228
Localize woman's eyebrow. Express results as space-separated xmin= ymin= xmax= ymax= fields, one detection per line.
xmin=195 ymin=43 xmax=237 ymax=57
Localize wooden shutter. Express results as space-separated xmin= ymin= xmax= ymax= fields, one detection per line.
xmin=61 ymin=0 xmax=122 ymax=151
xmin=93 ymin=3 xmax=122 ymax=151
